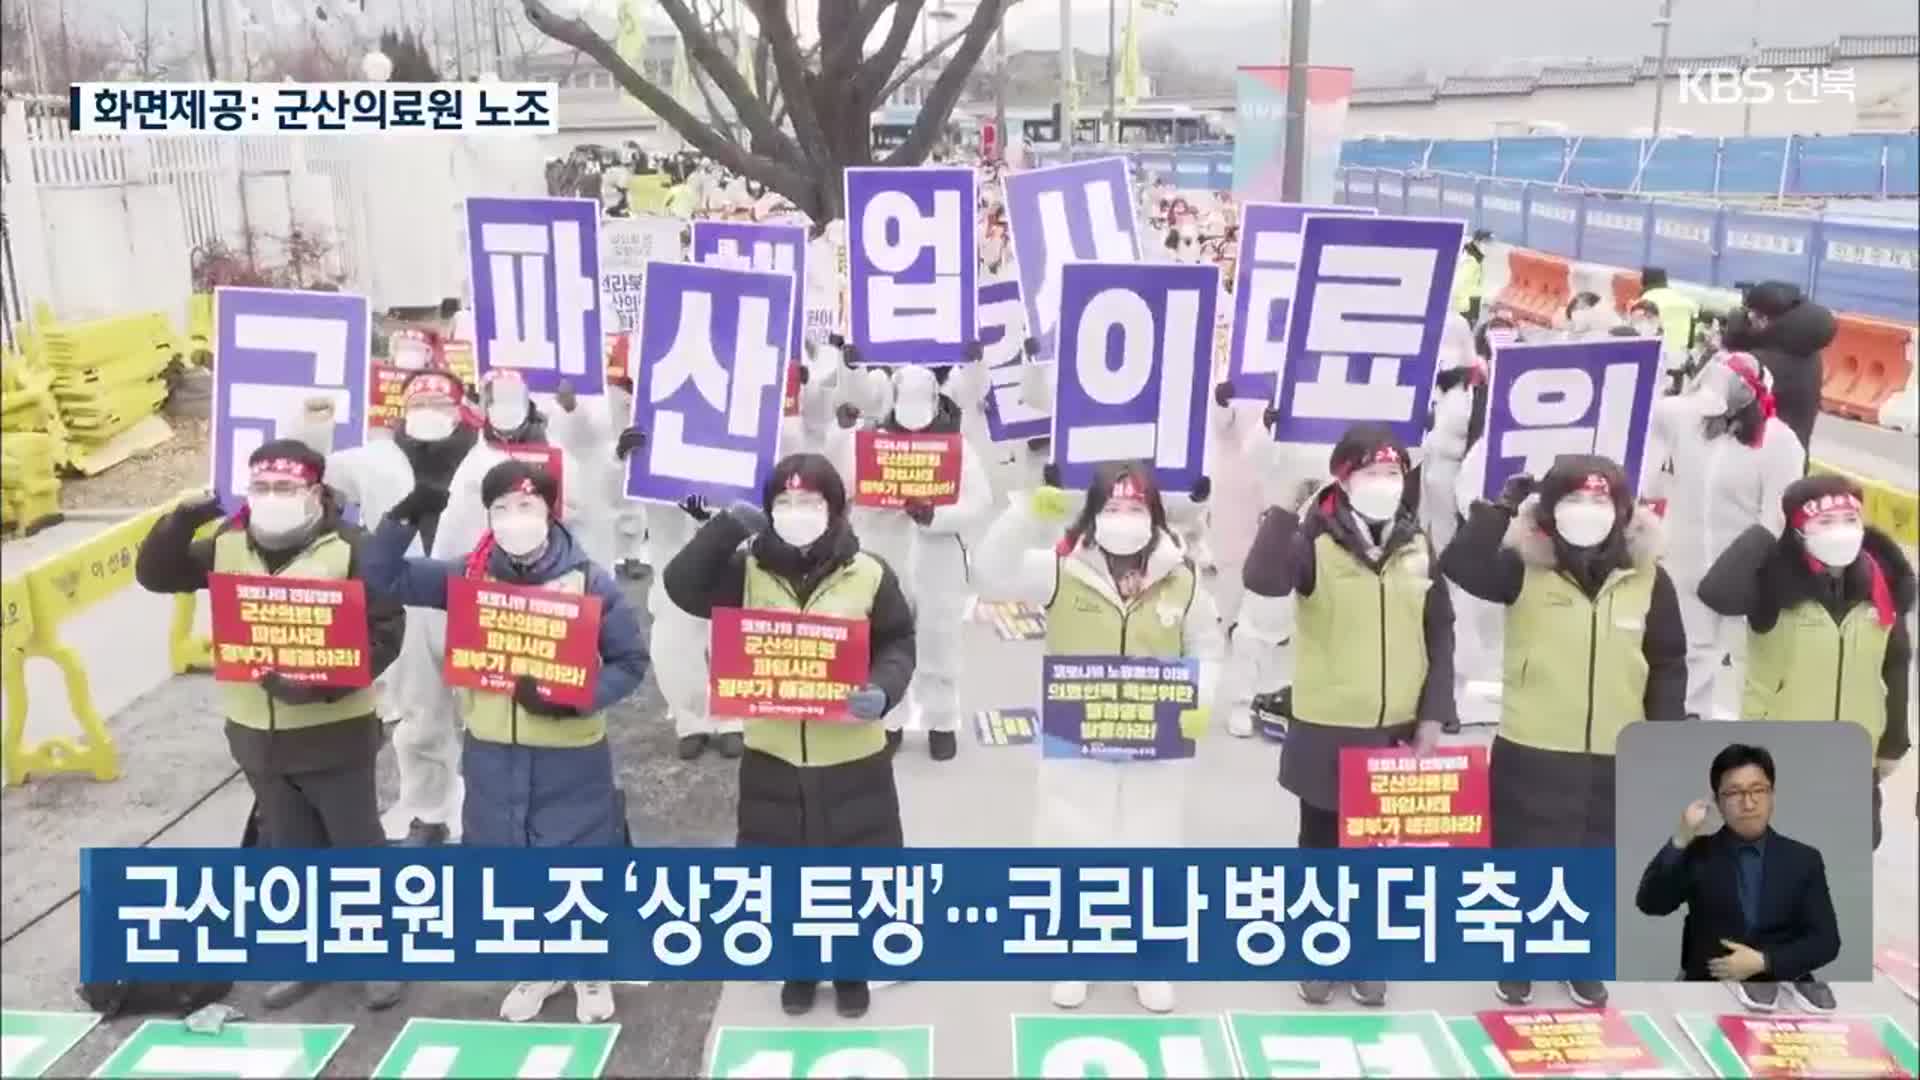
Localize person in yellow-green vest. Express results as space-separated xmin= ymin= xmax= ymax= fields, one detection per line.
xmin=1697 ymin=473 xmax=1913 ymax=850
xmin=1453 ymin=228 xmax=1491 ymax=323
xmin=1241 ymin=424 xmax=1454 ymax=1010
xmin=134 ymin=439 xmax=407 ymax=1013
xmin=1441 ymin=454 xmax=1688 ymax=1012
xmin=1637 ymin=266 xmax=1701 ymax=359
xmin=362 ymin=458 xmax=649 ymax=1025
xmin=974 ymin=460 xmax=1225 ymax=1016
xmin=663 ymin=452 xmax=918 ymax=1023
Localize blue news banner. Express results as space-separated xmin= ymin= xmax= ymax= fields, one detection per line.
xmin=81 ymin=848 xmax=1615 ymax=983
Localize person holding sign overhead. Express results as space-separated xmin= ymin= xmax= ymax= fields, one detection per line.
xmin=662 ymin=452 xmax=918 ymax=1021
xmin=134 ymin=439 xmax=407 ymax=1012
xmin=1441 ymin=454 xmax=1687 ymax=1009
xmin=362 ymin=458 xmax=650 ymax=1025
xmin=974 ymin=461 xmax=1224 ymax=1015
xmin=1240 ymin=424 xmax=1455 ymax=1010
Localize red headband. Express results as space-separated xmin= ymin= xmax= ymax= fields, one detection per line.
xmin=1338 ymin=445 xmax=1402 ymax=478
xmin=784 ymin=472 xmax=816 ymax=494
xmin=1580 ymin=473 xmax=1612 ymax=497
xmin=250 ymin=457 xmax=318 ymax=485
xmin=405 ymin=374 xmax=458 ymax=404
xmin=1110 ymin=475 xmax=1146 ymax=501
xmin=1791 ymin=492 xmax=1862 ymax=529
xmin=1725 ymin=353 xmax=1777 ymax=446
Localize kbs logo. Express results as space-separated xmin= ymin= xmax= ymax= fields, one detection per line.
xmin=1676 ymin=66 xmax=1855 ymax=106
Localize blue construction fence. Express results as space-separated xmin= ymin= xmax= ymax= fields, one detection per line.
xmin=1339 ymin=134 xmax=1920 ymax=198
xmin=1337 ymin=167 xmax=1920 ymax=324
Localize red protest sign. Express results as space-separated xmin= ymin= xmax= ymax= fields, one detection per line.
xmin=1338 ymin=745 xmax=1491 ymax=848
xmin=1877 ymin=941 xmax=1918 ymax=1001
xmin=208 ymin=573 xmax=372 ymax=688
xmin=783 ymin=359 xmax=801 ymax=417
xmin=1714 ymin=1016 xmax=1909 ymax=1077
xmin=443 ymin=577 xmax=603 ymax=710
xmin=493 ymin=443 xmax=566 ymax=518
xmin=852 ymin=430 xmax=962 ymax=509
xmin=440 ymin=339 xmax=478 ymax=386
xmin=608 ymin=333 xmax=631 ymax=383
xmin=709 ymin=607 xmax=871 ymax=722
xmin=1476 ymin=1010 xmax=1663 ymax=1075
xmin=368 ymin=363 xmax=411 ymax=430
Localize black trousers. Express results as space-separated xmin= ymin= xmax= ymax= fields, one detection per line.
xmin=1298 ymin=802 xmax=1341 ymax=850
xmin=226 ymin=717 xmax=384 ymax=848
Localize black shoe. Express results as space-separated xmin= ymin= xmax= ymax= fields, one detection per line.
xmin=1566 ymin=980 xmax=1609 ymax=1007
xmin=713 ymin=731 xmax=745 ymax=759
xmin=1495 ymin=980 xmax=1533 ymax=1005
xmin=833 ymin=981 xmax=870 ymax=1018
xmin=884 ymin=729 xmax=903 ymax=754
xmin=677 ymin=733 xmax=709 ymax=761
xmin=1729 ymin=980 xmax=1779 ymax=1012
xmin=1788 ymin=976 xmax=1836 ymax=1013
xmin=780 ymin=980 xmax=818 ymax=1016
xmin=928 ymin=730 xmax=957 ymax=761
xmin=1297 ymin=980 xmax=1336 ymax=1005
xmin=401 ymin=818 xmax=449 ymax=847
xmin=1348 ymin=981 xmax=1387 ymax=1006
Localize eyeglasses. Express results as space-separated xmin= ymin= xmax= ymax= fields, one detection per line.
xmin=1717 ymin=785 xmax=1773 ymax=804
xmin=247 ymin=481 xmax=309 ymax=498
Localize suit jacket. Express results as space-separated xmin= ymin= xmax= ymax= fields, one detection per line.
xmin=1634 ymin=826 xmax=1840 ymax=981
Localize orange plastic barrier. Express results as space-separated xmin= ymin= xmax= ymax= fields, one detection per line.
xmin=1610 ymin=270 xmax=1643 ymax=316
xmin=1820 ymin=315 xmax=1914 ymax=422
xmin=1493 ymin=250 xmax=1573 ymax=327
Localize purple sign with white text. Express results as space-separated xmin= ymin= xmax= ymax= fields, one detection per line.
xmin=844 ymin=165 xmax=977 ymax=366
xmin=1271 ymin=214 xmax=1464 ymax=446
xmin=1481 ymin=338 xmax=1662 ymax=501
xmin=465 ymin=196 xmax=604 ymax=396
xmin=690 ymin=220 xmax=806 ymax=365
xmin=978 ymin=278 xmax=1050 ymax=443
xmin=1226 ymin=202 xmax=1377 ymax=404
xmin=211 ymin=287 xmax=369 ymax=511
xmin=1052 ymin=261 xmax=1220 ymax=493
xmin=624 ymin=261 xmax=794 ymax=507
xmin=1040 ymin=655 xmax=1200 ymax=762
xmin=1004 ymin=157 xmax=1140 ymax=364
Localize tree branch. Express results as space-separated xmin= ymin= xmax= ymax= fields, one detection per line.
xmin=884 ymin=0 xmax=1012 ymax=165
xmin=644 ymin=0 xmax=802 ymax=162
xmin=877 ymin=22 xmax=967 ymax=103
xmin=690 ymin=64 xmax=739 ymax=143
xmin=857 ymin=0 xmax=924 ymax=102
xmin=823 ymin=0 xmax=891 ymax=78
xmin=747 ymin=0 xmax=829 ymax=171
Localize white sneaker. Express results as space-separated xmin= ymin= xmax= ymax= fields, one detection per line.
xmin=1227 ymin=707 xmax=1254 ymax=738
xmin=1134 ymin=981 xmax=1175 ymax=1013
xmin=500 ymin=980 xmax=564 ymax=1022
xmin=574 ymin=980 xmax=615 ymax=1022
xmin=1050 ymin=980 xmax=1089 ymax=1009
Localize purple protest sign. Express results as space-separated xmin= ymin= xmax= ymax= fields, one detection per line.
xmin=1481 ymin=338 xmax=1662 ymax=501
xmin=210 ymin=287 xmax=369 ymax=511
xmin=978 ymin=278 xmax=1050 ymax=443
xmin=1003 ymin=157 xmax=1140 ymax=364
xmin=1052 ymin=261 xmax=1219 ymax=492
xmin=1271 ymin=214 xmax=1465 ymax=446
xmin=1225 ymin=202 xmax=1378 ymax=403
xmin=844 ymin=165 xmax=977 ymax=366
xmin=465 ymin=196 xmax=603 ymax=396
xmin=1040 ymin=655 xmax=1200 ymax=761
xmin=690 ymin=220 xmax=806 ymax=366
xmin=624 ymin=260 xmax=793 ymax=508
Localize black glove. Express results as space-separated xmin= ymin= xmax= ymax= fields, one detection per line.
xmin=514 ymin=674 xmax=581 ymax=717
xmin=679 ymin=493 xmax=713 ymax=522
xmin=1021 ymin=336 xmax=1041 ymax=360
xmin=1041 ymin=462 xmax=1062 ymax=488
xmin=1496 ymin=473 xmax=1536 ymax=512
xmin=177 ymin=492 xmax=227 ymax=529
xmin=827 ymin=332 xmax=847 ymax=350
xmin=1262 ymin=404 xmax=1280 ymax=431
xmin=1214 ymin=380 xmax=1234 ymax=408
xmin=842 ymin=344 xmax=864 ymax=368
xmin=260 ymin=671 xmax=341 ymax=706
xmin=835 ymin=403 xmax=862 ymax=430
xmin=795 ymin=363 xmax=810 ymax=385
xmin=390 ymin=485 xmax=450 ymax=526
xmin=1190 ymin=476 xmax=1212 ymax=503
xmin=615 ymin=427 xmax=647 ymax=460
xmin=903 ymin=499 xmax=935 ymax=527
xmin=964 ymin=341 xmax=984 ymax=363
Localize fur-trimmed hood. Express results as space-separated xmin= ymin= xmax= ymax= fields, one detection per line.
xmin=1502 ymin=495 xmax=1666 ymax=570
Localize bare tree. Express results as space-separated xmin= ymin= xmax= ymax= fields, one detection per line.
xmin=522 ymin=0 xmax=1015 ymax=222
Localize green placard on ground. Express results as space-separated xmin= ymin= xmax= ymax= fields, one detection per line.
xmin=1445 ymin=1013 xmax=1696 ymax=1077
xmin=1675 ymin=1012 xmax=1919 ymax=1078
xmin=370 ymin=1018 xmax=620 ymax=1079
xmin=92 ymin=1020 xmax=352 ymax=1079
xmin=706 ymin=1025 xmax=934 ymax=1079
xmin=1011 ymin=1014 xmax=1239 ymax=1079
xmin=1226 ymin=1010 xmax=1469 ymax=1077
xmin=2 ymin=1010 xmax=101 ymax=1079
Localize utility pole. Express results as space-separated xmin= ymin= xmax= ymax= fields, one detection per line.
xmin=1105 ymin=0 xmax=1116 ymax=144
xmin=1279 ymin=0 xmax=1311 ymax=200
xmin=198 ymin=0 xmax=218 ymax=78
xmin=1058 ymin=0 xmax=1074 ymax=150
xmin=449 ymin=0 xmax=468 ymax=78
xmin=490 ymin=0 xmax=506 ymax=77
xmin=1741 ymin=0 xmax=1758 ymax=137
xmin=994 ymin=20 xmax=1007 ymax=161
xmin=1649 ymin=0 xmax=1674 ymax=139
xmin=141 ymin=0 xmax=154 ymax=78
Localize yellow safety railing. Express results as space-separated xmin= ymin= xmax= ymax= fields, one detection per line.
xmin=1811 ymin=460 xmax=1919 ymax=549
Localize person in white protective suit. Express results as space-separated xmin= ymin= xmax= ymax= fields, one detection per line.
xmin=828 ymin=365 xmax=993 ymax=761
xmin=288 ymin=371 xmax=482 ymax=845
xmin=974 ymin=463 xmax=1223 ymax=1013
xmin=1201 ymin=378 xmax=1272 ymax=628
xmin=1649 ymin=350 xmax=1805 ymax=720
xmin=548 ymin=376 xmax=648 ymax=580
xmin=1418 ymin=312 xmax=1485 ymax=552
xmin=780 ymin=338 xmax=849 ymax=459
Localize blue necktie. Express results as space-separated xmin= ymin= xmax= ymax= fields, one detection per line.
xmin=1735 ymin=843 xmax=1763 ymax=929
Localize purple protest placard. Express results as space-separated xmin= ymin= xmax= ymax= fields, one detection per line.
xmin=624 ymin=260 xmax=793 ymax=508
xmin=1226 ymin=202 xmax=1378 ymax=403
xmin=1003 ymin=157 xmax=1140 ymax=364
xmin=211 ymin=287 xmax=369 ymax=511
xmin=978 ymin=278 xmax=1050 ymax=444
xmin=465 ymin=196 xmax=603 ymax=396
xmin=1040 ymin=655 xmax=1200 ymax=762
xmin=690 ymin=220 xmax=806 ymax=366
xmin=1052 ymin=261 xmax=1219 ymax=493
xmin=1481 ymin=338 xmax=1662 ymax=501
xmin=1271 ymin=214 xmax=1464 ymax=446
xmin=844 ymin=165 xmax=977 ymax=366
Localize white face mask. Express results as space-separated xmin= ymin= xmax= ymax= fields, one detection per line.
xmin=1802 ymin=522 xmax=1864 ymax=568
xmin=894 ymin=393 xmax=936 ymax=431
xmin=487 ymin=391 xmax=529 ymax=432
xmin=1346 ymin=476 xmax=1404 ymax=523
xmin=491 ymin=510 xmax=549 ymax=558
xmin=248 ymin=492 xmax=316 ymax=539
xmin=404 ymin=408 xmax=458 ymax=442
xmin=1096 ymin=510 xmax=1153 ymax=556
xmin=1554 ymin=501 xmax=1618 ymax=548
xmin=772 ymin=504 xmax=829 ymax=548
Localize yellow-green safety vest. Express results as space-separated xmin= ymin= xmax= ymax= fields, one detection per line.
xmin=1044 ymin=554 xmax=1197 ymax=660
xmin=1453 ymin=251 xmax=1484 ymax=315
xmin=1742 ymin=600 xmax=1890 ymax=757
xmin=214 ymin=529 xmax=375 ymax=731
xmin=1500 ymin=564 xmax=1657 ymax=754
xmin=1293 ymin=533 xmax=1431 ymax=728
xmin=460 ymin=570 xmax=608 ymax=749
xmin=741 ymin=553 xmax=888 ymax=767
xmin=1639 ymin=286 xmax=1699 ymax=357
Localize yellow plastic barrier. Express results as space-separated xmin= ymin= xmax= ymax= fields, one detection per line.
xmin=1 ymin=496 xmax=184 ymax=786
xmin=187 ymin=293 xmax=214 ymax=361
xmin=1810 ymin=460 xmax=1919 ymax=549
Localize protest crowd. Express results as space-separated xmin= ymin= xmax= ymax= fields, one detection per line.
xmin=128 ymin=142 xmax=1911 ymax=1032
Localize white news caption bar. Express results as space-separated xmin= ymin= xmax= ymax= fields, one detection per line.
xmin=69 ymin=82 xmax=560 ymax=136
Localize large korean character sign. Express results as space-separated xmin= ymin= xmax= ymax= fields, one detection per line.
xmin=1053 ymin=262 xmax=1220 ymax=491
xmin=466 ymin=196 xmax=604 ymax=396
xmin=625 ymin=261 xmax=793 ymax=508
xmin=1003 ymin=157 xmax=1140 ymax=363
xmin=690 ymin=220 xmax=806 ymax=367
xmin=1271 ymin=215 xmax=1464 ymax=446
xmin=978 ymin=279 xmax=1049 ymax=443
xmin=845 ymin=166 xmax=977 ymax=367
xmin=1225 ymin=202 xmax=1377 ymax=403
xmin=1481 ymin=338 xmax=1661 ymax=501
xmin=211 ymin=287 xmax=369 ymax=508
